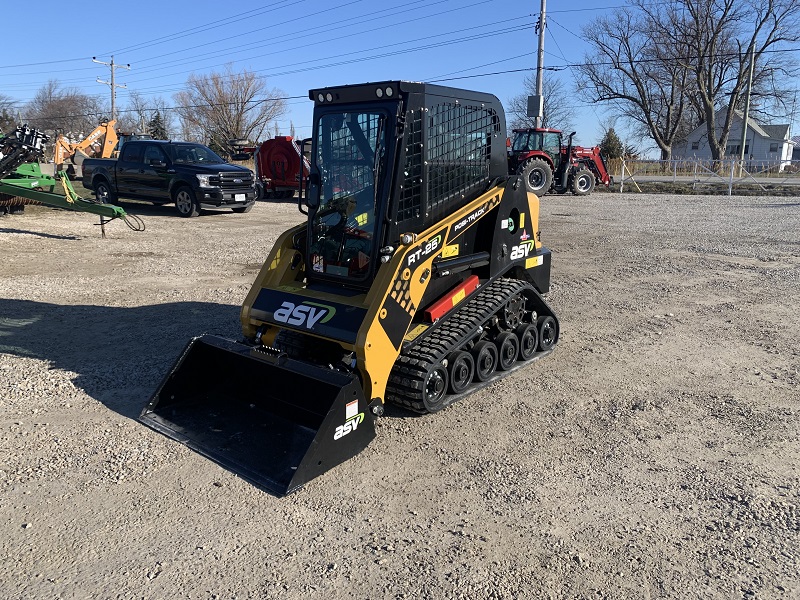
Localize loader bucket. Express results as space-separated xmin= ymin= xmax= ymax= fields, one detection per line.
xmin=139 ymin=335 xmax=376 ymax=496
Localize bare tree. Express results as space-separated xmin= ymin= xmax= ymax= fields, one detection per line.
xmin=173 ymin=65 xmax=286 ymax=151
xmin=656 ymin=0 xmax=800 ymax=160
xmin=121 ymin=91 xmax=174 ymax=137
xmin=507 ymin=74 xmax=577 ymax=133
xmin=579 ymin=7 xmax=691 ymax=160
xmin=24 ymin=80 xmax=107 ymax=139
xmin=0 ymin=94 xmax=15 ymax=132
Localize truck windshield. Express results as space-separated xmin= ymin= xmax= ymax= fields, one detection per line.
xmin=309 ymin=111 xmax=386 ymax=281
xmin=168 ymin=144 xmax=225 ymax=164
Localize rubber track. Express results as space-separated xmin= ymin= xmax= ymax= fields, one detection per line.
xmin=385 ymin=278 xmax=549 ymax=413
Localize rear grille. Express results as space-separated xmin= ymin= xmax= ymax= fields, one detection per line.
xmin=210 ymin=171 xmax=254 ymax=189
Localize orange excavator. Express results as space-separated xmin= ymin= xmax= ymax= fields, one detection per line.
xmin=53 ymin=119 xmax=119 ymax=178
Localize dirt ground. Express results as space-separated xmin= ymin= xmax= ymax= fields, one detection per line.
xmin=1 ymin=192 xmax=798 ymax=599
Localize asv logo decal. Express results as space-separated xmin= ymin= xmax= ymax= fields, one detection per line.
xmin=510 ymin=240 xmax=536 ymax=261
xmin=273 ymin=301 xmax=336 ymax=329
xmin=334 ymin=413 xmax=365 ymax=440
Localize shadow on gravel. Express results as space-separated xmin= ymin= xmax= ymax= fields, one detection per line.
xmin=0 ymin=298 xmax=240 ymax=419
xmin=0 ymin=227 xmax=80 ymax=240
xmin=103 ymin=200 xmax=260 ymax=219
xmin=1 ymin=297 xmax=421 ymax=493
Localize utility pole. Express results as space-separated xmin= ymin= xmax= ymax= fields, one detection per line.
xmin=534 ymin=0 xmax=547 ymax=128
xmin=738 ymin=46 xmax=756 ymax=175
xmin=93 ymin=56 xmax=130 ymax=122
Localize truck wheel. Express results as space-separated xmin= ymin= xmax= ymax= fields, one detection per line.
xmin=519 ymin=158 xmax=553 ymax=196
xmin=571 ymin=168 xmax=595 ymax=196
xmin=232 ymin=204 xmax=253 ymax=214
xmin=94 ymin=179 xmax=117 ymax=205
xmin=174 ymin=186 xmax=200 ymax=217
xmin=254 ymin=181 xmax=264 ymax=201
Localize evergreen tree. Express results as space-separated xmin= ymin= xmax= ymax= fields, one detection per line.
xmin=599 ymin=128 xmax=624 ymax=159
xmin=147 ymin=111 xmax=168 ymax=140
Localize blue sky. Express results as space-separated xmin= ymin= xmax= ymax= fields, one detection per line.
xmin=1 ymin=1 xmax=630 ymax=148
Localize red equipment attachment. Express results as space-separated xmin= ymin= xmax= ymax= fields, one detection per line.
xmin=254 ymin=136 xmax=310 ymax=199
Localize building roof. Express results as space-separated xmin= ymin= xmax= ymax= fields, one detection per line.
xmin=686 ymin=108 xmax=791 ymax=141
xmin=762 ymin=124 xmax=791 ymax=139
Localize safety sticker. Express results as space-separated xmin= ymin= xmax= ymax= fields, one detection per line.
xmin=404 ymin=323 xmax=428 ymax=342
xmin=312 ymin=254 xmax=324 ymax=273
xmin=525 ymin=255 xmax=544 ymax=269
xmin=500 ymin=218 xmax=517 ymax=233
xmin=345 ymin=399 xmax=359 ymax=420
xmin=442 ymin=244 xmax=459 ymax=258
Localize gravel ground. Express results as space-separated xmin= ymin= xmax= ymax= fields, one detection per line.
xmin=0 ymin=192 xmax=798 ymax=599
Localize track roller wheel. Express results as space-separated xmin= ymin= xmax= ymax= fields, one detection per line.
xmin=422 ymin=363 xmax=449 ymax=413
xmin=496 ymin=332 xmax=520 ymax=370
xmin=447 ymin=351 xmax=474 ymax=394
xmin=537 ymin=315 xmax=557 ymax=351
xmin=472 ymin=340 xmax=498 ymax=382
xmin=515 ymin=323 xmax=538 ymax=360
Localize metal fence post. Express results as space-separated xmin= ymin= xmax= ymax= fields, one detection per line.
xmin=620 ymin=158 xmax=625 ymax=193
xmin=729 ymin=160 xmax=735 ymax=196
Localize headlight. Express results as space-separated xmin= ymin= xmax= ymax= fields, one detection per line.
xmin=196 ymin=174 xmax=212 ymax=187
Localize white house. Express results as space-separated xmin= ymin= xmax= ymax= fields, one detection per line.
xmin=674 ymin=109 xmax=795 ymax=169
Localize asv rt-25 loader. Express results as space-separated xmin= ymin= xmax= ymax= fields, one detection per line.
xmin=140 ymin=81 xmax=560 ymax=496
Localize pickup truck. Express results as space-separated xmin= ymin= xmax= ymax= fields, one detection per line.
xmin=82 ymin=140 xmax=256 ymax=217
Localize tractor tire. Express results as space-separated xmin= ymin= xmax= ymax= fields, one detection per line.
xmin=519 ymin=158 xmax=553 ymax=196
xmin=571 ymin=168 xmax=595 ymax=196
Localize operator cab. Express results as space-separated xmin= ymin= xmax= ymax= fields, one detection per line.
xmin=306 ymin=108 xmax=390 ymax=285
xmin=303 ymin=81 xmax=507 ymax=291
xmin=510 ymin=128 xmax=563 ymax=170
xmin=303 ymin=85 xmax=402 ymax=289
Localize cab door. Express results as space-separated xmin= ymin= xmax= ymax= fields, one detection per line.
xmin=116 ymin=143 xmax=144 ymax=196
xmin=139 ymin=144 xmax=170 ymax=200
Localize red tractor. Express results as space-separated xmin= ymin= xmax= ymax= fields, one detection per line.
xmin=507 ymin=128 xmax=612 ymax=197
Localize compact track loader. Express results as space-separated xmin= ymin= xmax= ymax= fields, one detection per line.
xmin=141 ymin=82 xmax=560 ymax=495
